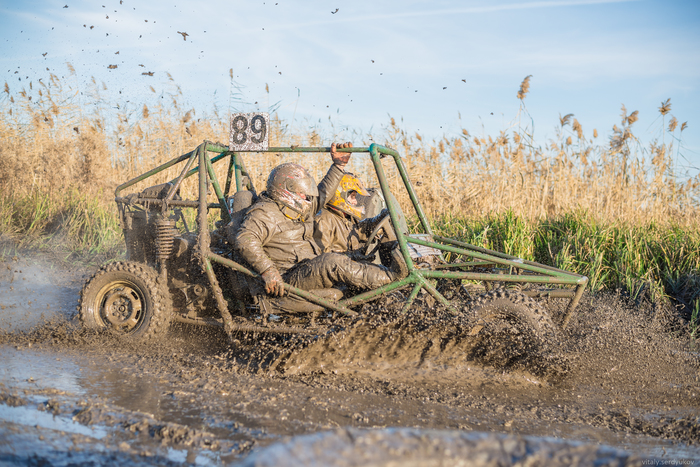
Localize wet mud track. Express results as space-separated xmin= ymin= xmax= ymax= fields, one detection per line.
xmin=1 ymin=251 xmax=699 ymax=465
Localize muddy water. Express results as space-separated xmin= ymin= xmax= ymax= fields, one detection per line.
xmin=1 ymin=251 xmax=699 ymax=466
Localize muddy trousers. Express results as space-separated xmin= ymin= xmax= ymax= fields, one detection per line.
xmin=284 ymin=252 xmax=395 ymax=291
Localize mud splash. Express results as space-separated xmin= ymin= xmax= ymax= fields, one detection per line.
xmin=260 ymin=290 xmax=700 ymax=446
xmin=267 ymin=290 xmax=566 ymax=382
xmin=0 ymin=254 xmax=80 ymax=332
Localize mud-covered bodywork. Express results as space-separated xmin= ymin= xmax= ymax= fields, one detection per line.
xmin=79 ymin=142 xmax=588 ymax=347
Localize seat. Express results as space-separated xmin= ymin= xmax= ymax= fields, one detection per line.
xmin=225 ymin=190 xmax=257 ymax=243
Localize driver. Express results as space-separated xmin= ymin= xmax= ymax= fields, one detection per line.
xmin=234 ymin=143 xmax=408 ymax=299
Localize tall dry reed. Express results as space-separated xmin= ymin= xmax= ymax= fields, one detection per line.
xmin=1 ymin=67 xmax=698 ymax=229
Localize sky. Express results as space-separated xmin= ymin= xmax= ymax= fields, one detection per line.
xmin=1 ymin=0 xmax=699 ymax=175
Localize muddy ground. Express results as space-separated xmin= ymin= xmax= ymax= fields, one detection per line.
xmin=0 ymin=247 xmax=699 ymax=466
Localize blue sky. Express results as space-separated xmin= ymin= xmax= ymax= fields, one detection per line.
xmin=2 ymin=0 xmax=699 ymax=174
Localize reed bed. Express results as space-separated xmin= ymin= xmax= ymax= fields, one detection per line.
xmin=1 ymin=68 xmax=698 ymax=323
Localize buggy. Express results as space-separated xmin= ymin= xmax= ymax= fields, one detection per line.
xmin=78 ymin=123 xmax=588 ymax=363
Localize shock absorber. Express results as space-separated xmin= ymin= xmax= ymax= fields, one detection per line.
xmin=155 ymin=216 xmax=177 ymax=264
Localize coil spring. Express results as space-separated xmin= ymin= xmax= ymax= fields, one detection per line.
xmin=155 ymin=217 xmax=176 ymax=263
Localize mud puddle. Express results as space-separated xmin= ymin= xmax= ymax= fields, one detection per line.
xmin=0 ymin=342 xmax=265 ymax=465
xmin=5 ymin=341 xmax=697 ymax=465
xmin=1 ymin=250 xmax=699 ymax=465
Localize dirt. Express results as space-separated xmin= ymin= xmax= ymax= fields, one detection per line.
xmin=1 ymin=247 xmax=699 ymax=466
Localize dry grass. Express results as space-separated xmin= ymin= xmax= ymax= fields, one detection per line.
xmin=1 ymin=68 xmax=698 ymax=228
xmin=378 ymin=108 xmax=698 ymax=225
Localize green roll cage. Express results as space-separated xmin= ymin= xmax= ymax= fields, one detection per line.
xmin=115 ymin=141 xmax=588 ymax=334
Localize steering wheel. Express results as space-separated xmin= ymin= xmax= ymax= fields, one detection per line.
xmin=363 ymin=212 xmax=396 ymax=258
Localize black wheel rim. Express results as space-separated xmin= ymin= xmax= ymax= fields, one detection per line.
xmin=96 ymin=280 xmax=145 ymax=333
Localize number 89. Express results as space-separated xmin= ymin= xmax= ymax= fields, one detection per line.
xmin=231 ymin=114 xmax=267 ymax=146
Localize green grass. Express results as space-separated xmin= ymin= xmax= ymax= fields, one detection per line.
xmin=691 ymin=302 xmax=700 ymax=340
xmin=433 ymin=210 xmax=700 ymax=324
xmin=0 ymin=188 xmax=124 ymax=262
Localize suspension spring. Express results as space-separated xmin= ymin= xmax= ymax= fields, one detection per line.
xmin=155 ymin=217 xmax=176 ymax=263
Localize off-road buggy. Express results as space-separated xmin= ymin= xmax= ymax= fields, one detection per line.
xmin=78 ymin=125 xmax=588 ymax=365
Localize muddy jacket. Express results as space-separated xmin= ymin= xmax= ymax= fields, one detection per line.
xmin=313 ymin=209 xmax=369 ymax=253
xmin=235 ymin=164 xmax=345 ymax=275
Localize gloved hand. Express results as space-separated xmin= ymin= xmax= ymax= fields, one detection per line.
xmin=331 ymin=142 xmax=353 ymax=169
xmin=347 ymin=249 xmax=376 ymax=263
xmin=261 ymin=267 xmax=285 ymax=296
xmin=360 ymin=208 xmax=395 ymax=241
xmin=361 ymin=208 xmax=389 ymax=233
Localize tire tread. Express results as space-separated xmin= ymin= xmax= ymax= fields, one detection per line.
xmin=77 ymin=261 xmax=172 ymax=342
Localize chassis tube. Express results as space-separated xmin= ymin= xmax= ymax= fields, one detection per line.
xmin=420 ymin=269 xmax=583 ymax=285
xmin=205 ymin=152 xmax=231 ymax=223
xmin=408 ymin=236 xmax=583 ymax=282
xmin=561 ymin=282 xmax=587 ymax=328
xmin=433 ymin=235 xmax=588 ymax=278
xmin=374 ymin=144 xmax=433 ymax=237
xmin=166 ymin=150 xmax=198 ymax=204
xmin=369 ymin=145 xmax=416 ymax=275
xmin=115 ymin=149 xmax=196 ymax=198
xmin=207 ymin=253 xmax=358 ymax=317
xmin=402 ymin=282 xmax=423 ymax=313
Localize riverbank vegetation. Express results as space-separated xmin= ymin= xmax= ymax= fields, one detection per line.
xmin=1 ymin=68 xmax=698 ymax=330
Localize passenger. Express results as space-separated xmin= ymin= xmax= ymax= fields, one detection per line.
xmin=313 ymin=172 xmax=390 ymax=257
xmin=234 ymin=142 xmax=407 ymax=300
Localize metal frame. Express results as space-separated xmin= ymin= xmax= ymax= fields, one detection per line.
xmin=114 ymin=141 xmax=588 ymax=331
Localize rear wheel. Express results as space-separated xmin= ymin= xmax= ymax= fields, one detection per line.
xmin=78 ymin=261 xmax=172 ymax=342
xmin=467 ymin=288 xmax=568 ymax=380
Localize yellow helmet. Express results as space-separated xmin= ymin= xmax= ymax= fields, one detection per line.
xmin=327 ymin=173 xmax=370 ymax=220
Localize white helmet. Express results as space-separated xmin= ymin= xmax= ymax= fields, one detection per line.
xmin=266 ymin=163 xmax=319 ymax=218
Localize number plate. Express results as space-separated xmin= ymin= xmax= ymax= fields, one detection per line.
xmin=229 ymin=112 xmax=269 ymax=151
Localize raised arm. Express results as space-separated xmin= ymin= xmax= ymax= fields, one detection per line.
xmin=314 ymin=142 xmax=353 ymax=215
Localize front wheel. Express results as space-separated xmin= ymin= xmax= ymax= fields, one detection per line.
xmin=78 ymin=261 xmax=172 ymax=342
xmin=467 ymin=288 xmax=568 ymax=380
